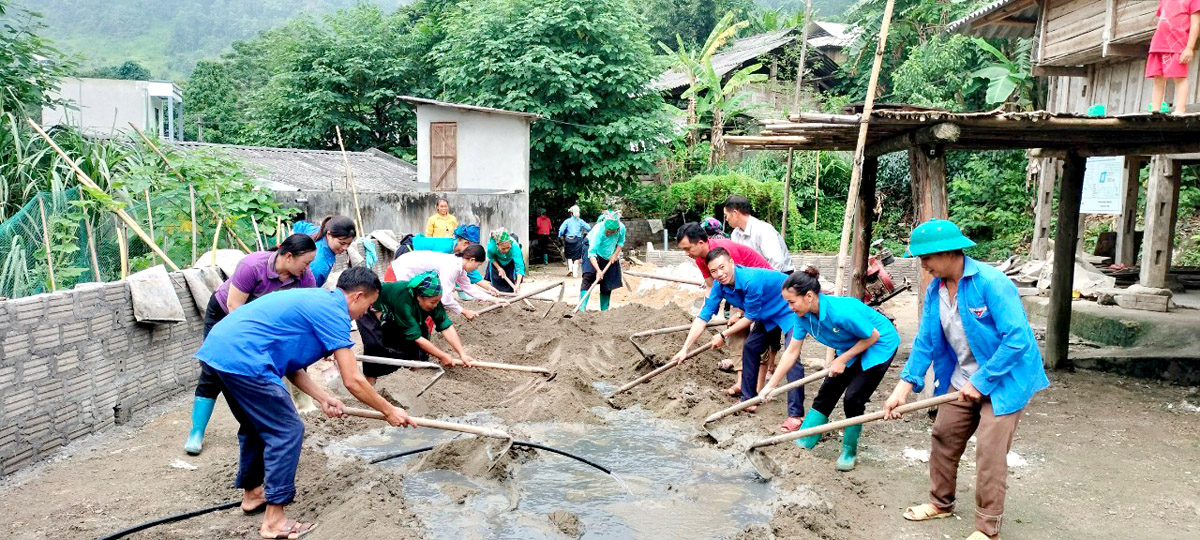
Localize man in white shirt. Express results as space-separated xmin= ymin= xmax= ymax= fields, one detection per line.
xmin=724 ymin=195 xmax=794 ymax=273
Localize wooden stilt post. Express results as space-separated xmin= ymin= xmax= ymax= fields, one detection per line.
xmin=1030 ymin=157 xmax=1057 ymax=260
xmin=1045 ymin=152 xmax=1086 ymax=370
xmin=37 ymin=197 xmax=56 ymax=292
xmin=908 ymin=144 xmax=948 ymax=316
xmin=1139 ymin=156 xmax=1180 ymax=288
xmin=848 ymin=157 xmax=878 ymax=300
xmin=832 ymin=0 xmax=897 ymax=299
xmin=1114 ymin=157 xmax=1142 ymax=266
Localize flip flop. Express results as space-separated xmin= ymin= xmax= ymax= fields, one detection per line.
xmin=903 ymin=503 xmax=953 ymax=522
xmin=261 ymin=520 xmax=317 ymax=539
xmin=779 ymin=416 xmax=804 ymax=433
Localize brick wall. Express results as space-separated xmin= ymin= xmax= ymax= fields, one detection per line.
xmin=645 ymin=250 xmax=923 ymax=286
xmin=0 ymin=273 xmax=205 ymax=476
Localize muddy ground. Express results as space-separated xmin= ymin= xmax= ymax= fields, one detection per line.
xmin=1 ymin=266 xmax=1198 ymax=539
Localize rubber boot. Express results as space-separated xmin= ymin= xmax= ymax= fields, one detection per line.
xmin=184 ymin=396 xmax=217 ymax=455
xmin=599 ymin=292 xmax=611 ymax=311
xmin=836 ymin=424 xmax=862 ymax=471
xmin=793 ymin=410 xmax=829 ymax=449
xmin=578 ymin=290 xmax=590 ymax=311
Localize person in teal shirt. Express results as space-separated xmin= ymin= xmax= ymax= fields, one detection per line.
xmin=882 ymin=219 xmax=1048 ymax=540
xmin=400 ymin=224 xmax=494 ymax=294
xmin=579 ymin=210 xmax=625 ymax=311
xmin=486 ymin=227 xmax=525 ymax=293
xmin=760 ymin=266 xmax=901 ymax=471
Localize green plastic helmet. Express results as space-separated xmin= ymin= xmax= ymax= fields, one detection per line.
xmin=906 ymin=219 xmax=975 ymax=257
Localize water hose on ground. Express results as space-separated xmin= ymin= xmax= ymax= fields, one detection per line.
xmin=370 ymin=440 xmax=612 ymax=475
xmin=95 ymin=500 xmax=240 ymax=540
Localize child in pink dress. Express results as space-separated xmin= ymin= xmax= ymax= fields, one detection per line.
xmin=1147 ymin=0 xmax=1200 ymax=113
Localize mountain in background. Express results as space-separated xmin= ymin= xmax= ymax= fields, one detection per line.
xmin=26 ymin=0 xmax=854 ymax=80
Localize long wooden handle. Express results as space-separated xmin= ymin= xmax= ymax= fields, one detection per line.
xmin=630 ymin=320 xmax=726 ymax=339
xmin=342 ymin=406 xmax=511 ymax=439
xmin=497 ymin=273 xmax=536 ymax=309
xmin=476 ymin=281 xmax=564 ymax=316
xmin=356 ymin=354 xmax=443 ymax=370
xmin=749 ymin=392 xmax=962 ymax=449
xmin=446 ymin=359 xmax=552 ymax=374
xmin=624 ymin=271 xmax=704 ymax=287
xmin=574 ymin=257 xmax=617 ymax=313
xmin=611 ymin=341 xmax=715 ymax=395
xmin=703 ymin=368 xmax=831 ymax=424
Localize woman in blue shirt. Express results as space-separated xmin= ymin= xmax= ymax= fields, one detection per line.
xmin=307 ymin=215 xmax=356 ymax=286
xmin=760 ymin=266 xmax=901 ymax=471
xmin=558 ymin=205 xmax=590 ymax=277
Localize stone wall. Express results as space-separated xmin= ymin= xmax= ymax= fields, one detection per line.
xmin=0 ymin=274 xmax=204 ymax=476
xmin=645 ymin=250 xmax=922 ymax=286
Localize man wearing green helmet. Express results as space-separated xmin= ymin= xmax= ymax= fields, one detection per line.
xmin=882 ymin=219 xmax=1049 ymax=540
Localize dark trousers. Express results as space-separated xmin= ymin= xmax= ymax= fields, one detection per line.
xmin=207 ymin=364 xmax=305 ymax=505
xmin=809 ymin=355 xmax=893 ymax=418
xmin=361 ymin=320 xmax=426 ymax=379
xmin=487 ymin=260 xmax=518 ymax=293
xmin=195 ymin=295 xmax=228 ymax=399
xmin=741 ymin=323 xmax=804 ymax=417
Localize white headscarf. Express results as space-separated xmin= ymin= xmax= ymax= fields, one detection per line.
xmin=569 ymin=205 xmax=581 ymax=217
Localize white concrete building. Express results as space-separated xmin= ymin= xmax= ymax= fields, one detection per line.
xmin=43 ymin=78 xmax=183 ymax=140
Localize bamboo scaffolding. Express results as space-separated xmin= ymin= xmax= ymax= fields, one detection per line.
xmin=37 ymin=197 xmax=56 ymax=292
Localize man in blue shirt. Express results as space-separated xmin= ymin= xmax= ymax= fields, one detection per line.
xmin=196 ymin=267 xmax=415 ymax=540
xmin=672 ymin=247 xmax=807 ymax=430
xmin=882 ymin=219 xmax=1049 ymax=540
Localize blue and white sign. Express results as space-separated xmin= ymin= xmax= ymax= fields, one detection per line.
xmin=1081 ymin=156 xmax=1124 ymax=215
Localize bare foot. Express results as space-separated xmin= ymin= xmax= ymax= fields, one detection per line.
xmin=241 ymin=486 xmax=266 ymax=514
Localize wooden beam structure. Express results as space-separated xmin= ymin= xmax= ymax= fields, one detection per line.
xmin=1032 ymin=65 xmax=1088 ymax=78
xmin=1030 ymin=157 xmax=1057 ymax=260
xmin=1139 ymin=156 xmax=1181 ymax=288
xmin=848 ymin=157 xmax=879 ymax=300
xmin=866 ymin=122 xmax=960 ymax=157
xmin=1115 ymin=157 xmax=1144 ymax=266
xmin=1045 ymin=152 xmax=1086 ymax=370
xmin=908 ymin=144 xmax=948 ymax=319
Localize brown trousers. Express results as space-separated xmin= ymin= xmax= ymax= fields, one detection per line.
xmin=929 ymin=397 xmax=1022 ymax=537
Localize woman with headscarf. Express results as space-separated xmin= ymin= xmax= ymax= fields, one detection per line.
xmin=580 ymin=210 xmax=626 ymax=311
xmin=308 ymin=215 xmax=357 ymax=287
xmin=425 ymin=197 xmax=458 ymax=238
xmin=185 ymin=234 xmax=318 ymax=455
xmin=486 ymin=228 xmax=526 ymax=294
xmin=387 ymin=244 xmax=504 ymax=321
xmin=359 ymin=270 xmax=477 ymax=386
xmin=558 ymin=205 xmax=591 ymax=277
xmin=702 ymin=216 xmax=726 ymax=239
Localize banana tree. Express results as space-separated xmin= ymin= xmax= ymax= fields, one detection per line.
xmin=658 ymin=12 xmax=748 ymax=146
xmin=685 ymin=62 xmax=768 ymax=167
xmin=967 ymin=38 xmax=1034 ymax=109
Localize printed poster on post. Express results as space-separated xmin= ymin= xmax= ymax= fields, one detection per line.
xmin=1080 ymin=156 xmax=1124 ymax=215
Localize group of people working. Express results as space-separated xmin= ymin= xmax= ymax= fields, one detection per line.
xmin=669 ymin=196 xmax=1045 ymax=540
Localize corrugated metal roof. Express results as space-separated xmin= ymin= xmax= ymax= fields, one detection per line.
xmin=173 ymin=142 xmax=420 ymax=193
xmin=946 ymin=0 xmax=1040 ymax=39
xmin=652 ymin=29 xmax=799 ymax=91
xmin=400 ymin=96 xmax=540 ymax=119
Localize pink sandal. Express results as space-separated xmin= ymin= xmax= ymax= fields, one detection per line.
xmin=779 ymin=416 xmax=804 ymax=433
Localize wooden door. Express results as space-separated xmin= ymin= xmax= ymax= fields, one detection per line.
xmin=430 ymin=122 xmax=457 ymax=192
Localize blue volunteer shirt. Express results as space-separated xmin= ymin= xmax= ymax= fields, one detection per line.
xmin=196 ymin=288 xmax=355 ymax=386
xmin=698 ymin=266 xmax=795 ymax=333
xmin=900 ymin=256 xmax=1049 ymax=416
xmin=792 ymin=294 xmax=900 ymax=370
xmin=310 ymin=237 xmax=338 ymax=287
xmin=412 ymin=235 xmax=482 ymax=283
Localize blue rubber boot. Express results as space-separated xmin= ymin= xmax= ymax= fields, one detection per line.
xmin=836 ymin=424 xmax=862 ymax=471
xmin=793 ymin=410 xmax=829 ymax=449
xmin=599 ymin=292 xmax=611 ymax=311
xmin=184 ymin=396 xmax=216 ymax=456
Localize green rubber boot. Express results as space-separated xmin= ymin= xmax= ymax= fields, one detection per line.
xmin=793 ymin=410 xmax=829 ymax=449
xmin=184 ymin=396 xmax=216 ymax=456
xmin=836 ymin=424 xmax=862 ymax=471
xmin=579 ymin=290 xmax=590 ymax=311
xmin=599 ymin=292 xmax=611 ymax=311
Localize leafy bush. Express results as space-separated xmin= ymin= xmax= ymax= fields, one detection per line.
xmin=948 ymin=150 xmax=1033 ymax=260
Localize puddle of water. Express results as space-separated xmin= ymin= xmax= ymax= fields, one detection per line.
xmin=336 ymin=406 xmax=776 ymax=539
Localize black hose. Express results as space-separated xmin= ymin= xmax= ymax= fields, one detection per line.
xmin=370 ymin=440 xmax=612 ymax=476
xmin=95 ymin=500 xmax=239 ymax=540
xmin=368 ymin=444 xmax=436 ymax=464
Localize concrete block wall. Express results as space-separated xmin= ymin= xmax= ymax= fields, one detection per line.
xmin=0 ymin=273 xmax=205 ymax=475
xmin=645 ymin=250 xmax=922 ymax=287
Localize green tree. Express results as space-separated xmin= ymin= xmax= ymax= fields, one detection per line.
xmin=435 ymin=0 xmax=672 ymax=196
xmin=82 ymin=60 xmax=152 ymax=80
xmin=182 ymin=60 xmax=240 ymax=142
xmin=659 ymin=12 xmax=748 ymax=146
xmin=890 ymin=34 xmax=979 ymax=110
xmin=0 ymin=0 xmax=72 ymax=116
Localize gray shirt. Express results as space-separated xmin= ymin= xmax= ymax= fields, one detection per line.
xmin=730 ymin=215 xmax=794 ymax=273
xmin=940 ymin=284 xmax=978 ymax=390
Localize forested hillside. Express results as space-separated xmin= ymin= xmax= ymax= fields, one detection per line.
xmin=24 ymin=0 xmax=853 ymax=78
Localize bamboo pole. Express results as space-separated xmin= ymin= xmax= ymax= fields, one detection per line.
xmin=782 ymin=149 xmax=793 ymax=243
xmin=37 ymin=197 xmax=56 ymax=292
xmin=335 ymin=126 xmax=365 ymax=238
xmin=189 ymin=185 xmax=198 ymax=263
xmin=813 ymin=151 xmax=820 ymax=228
xmin=791 ymin=0 xmax=814 ymax=112
xmin=623 ymin=271 xmax=704 ymax=287
xmin=27 ymin=119 xmax=180 ymax=270
xmin=210 ymin=214 xmax=223 ymax=268
xmin=127 ymin=123 xmax=252 ymax=253
xmin=276 ymin=216 xmax=284 ymax=246
xmin=115 ymin=219 xmax=129 ymax=279
xmin=144 ymin=189 xmax=157 ymax=265
xmin=249 ymin=216 xmax=264 ymax=251
xmin=84 ymin=213 xmax=101 ymax=281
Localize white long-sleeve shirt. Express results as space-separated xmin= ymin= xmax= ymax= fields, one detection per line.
xmin=389 ymin=251 xmax=498 ymax=314
xmin=730 ymin=215 xmax=794 ymax=273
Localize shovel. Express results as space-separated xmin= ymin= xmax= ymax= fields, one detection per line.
xmin=700 ymin=368 xmax=831 ymax=443
xmin=357 ymin=354 xmax=447 ymax=397
xmin=624 ymin=270 xmax=704 ymax=287
xmin=568 ymin=258 xmax=616 ymax=317
xmin=343 ymin=406 xmax=516 ymax=472
xmin=607 ymin=338 xmax=721 ymax=403
xmin=474 ymin=281 xmax=565 ymax=318
xmin=628 ymin=320 xmax=727 ymax=362
xmin=743 ymin=392 xmax=963 ymax=480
